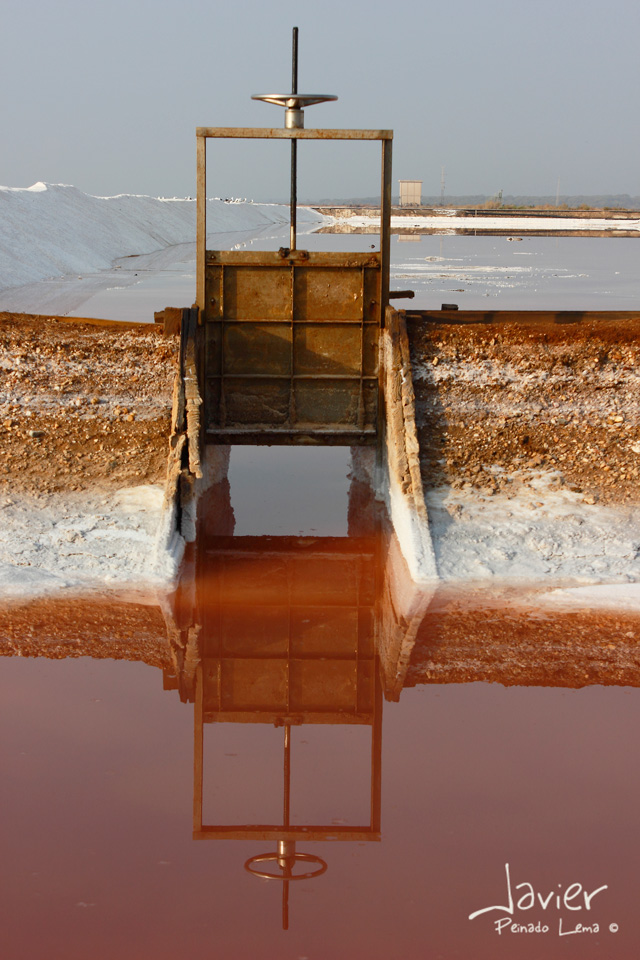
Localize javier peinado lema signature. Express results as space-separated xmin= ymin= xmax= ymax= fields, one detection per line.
xmin=468 ymin=863 xmax=615 ymax=937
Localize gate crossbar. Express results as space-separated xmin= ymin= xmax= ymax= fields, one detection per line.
xmin=196 ymin=127 xmax=393 ymax=317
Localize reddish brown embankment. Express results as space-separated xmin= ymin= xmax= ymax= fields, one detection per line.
xmin=0 ymin=312 xmax=177 ymax=495
xmin=407 ymin=312 xmax=640 ymax=506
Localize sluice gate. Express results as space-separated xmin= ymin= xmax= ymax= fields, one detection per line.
xmin=160 ymin=27 xmax=436 ymax=593
xmin=200 ymin=247 xmax=382 ymax=445
xmin=194 ymin=127 xmax=392 ymax=447
xmin=160 ymin=27 xmax=394 ymax=450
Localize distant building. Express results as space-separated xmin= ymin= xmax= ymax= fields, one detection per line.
xmin=398 ymin=180 xmax=422 ymax=207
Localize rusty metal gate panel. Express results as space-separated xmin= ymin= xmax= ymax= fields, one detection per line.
xmin=203 ymin=249 xmax=382 ymax=445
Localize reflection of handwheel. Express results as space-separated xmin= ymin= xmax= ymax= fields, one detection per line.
xmin=245 ymin=852 xmax=327 ymax=881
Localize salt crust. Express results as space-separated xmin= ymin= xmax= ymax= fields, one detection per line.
xmin=425 ymin=469 xmax=640 ymax=609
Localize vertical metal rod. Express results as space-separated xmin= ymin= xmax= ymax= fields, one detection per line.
xmin=292 ymin=25 xmax=298 ymax=93
xmin=282 ymin=880 xmax=290 ymax=930
xmin=290 ymin=142 xmax=297 ymax=252
xmin=290 ymin=26 xmax=298 ymax=251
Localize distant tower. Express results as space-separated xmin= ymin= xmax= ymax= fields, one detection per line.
xmin=398 ymin=180 xmax=422 ymax=207
xmin=440 ymin=166 xmax=445 ymax=206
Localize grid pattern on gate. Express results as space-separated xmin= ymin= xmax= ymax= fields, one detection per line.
xmin=203 ymin=249 xmax=381 ymax=444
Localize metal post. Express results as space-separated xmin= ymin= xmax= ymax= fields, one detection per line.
xmin=196 ymin=135 xmax=207 ymax=316
xmin=380 ymin=137 xmax=392 ymax=320
xmin=290 ymin=27 xmax=298 ymax=251
xmin=377 ymin=136 xmax=393 ymax=462
xmin=193 ymin=664 xmax=204 ymax=834
xmin=370 ymin=663 xmax=383 ymax=833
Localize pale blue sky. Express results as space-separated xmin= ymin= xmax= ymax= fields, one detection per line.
xmin=2 ymin=0 xmax=638 ymax=200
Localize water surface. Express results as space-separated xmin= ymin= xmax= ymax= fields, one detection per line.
xmin=2 ymin=446 xmax=639 ymax=958
xmin=2 ymin=656 xmax=639 ymax=959
xmin=63 ymin=231 xmax=640 ymax=321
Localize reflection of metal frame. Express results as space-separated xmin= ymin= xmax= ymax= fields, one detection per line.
xmin=192 ymin=661 xmax=382 ymax=842
xmin=188 ymin=518 xmax=385 ymax=928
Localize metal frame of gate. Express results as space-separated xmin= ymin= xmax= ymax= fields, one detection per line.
xmin=195 ymin=127 xmax=392 ymax=445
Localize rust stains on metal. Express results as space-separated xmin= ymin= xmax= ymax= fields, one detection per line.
xmin=202 ymin=250 xmax=382 ymax=445
xmin=206 ymin=250 xmax=380 ymax=268
xmin=196 ymin=126 xmax=393 ymax=140
xmin=404 ymin=308 xmax=640 ymax=325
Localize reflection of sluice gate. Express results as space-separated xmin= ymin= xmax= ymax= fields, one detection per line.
xmin=195 ymin=537 xmax=379 ymax=727
xmin=164 ymin=532 xmax=385 ymax=928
